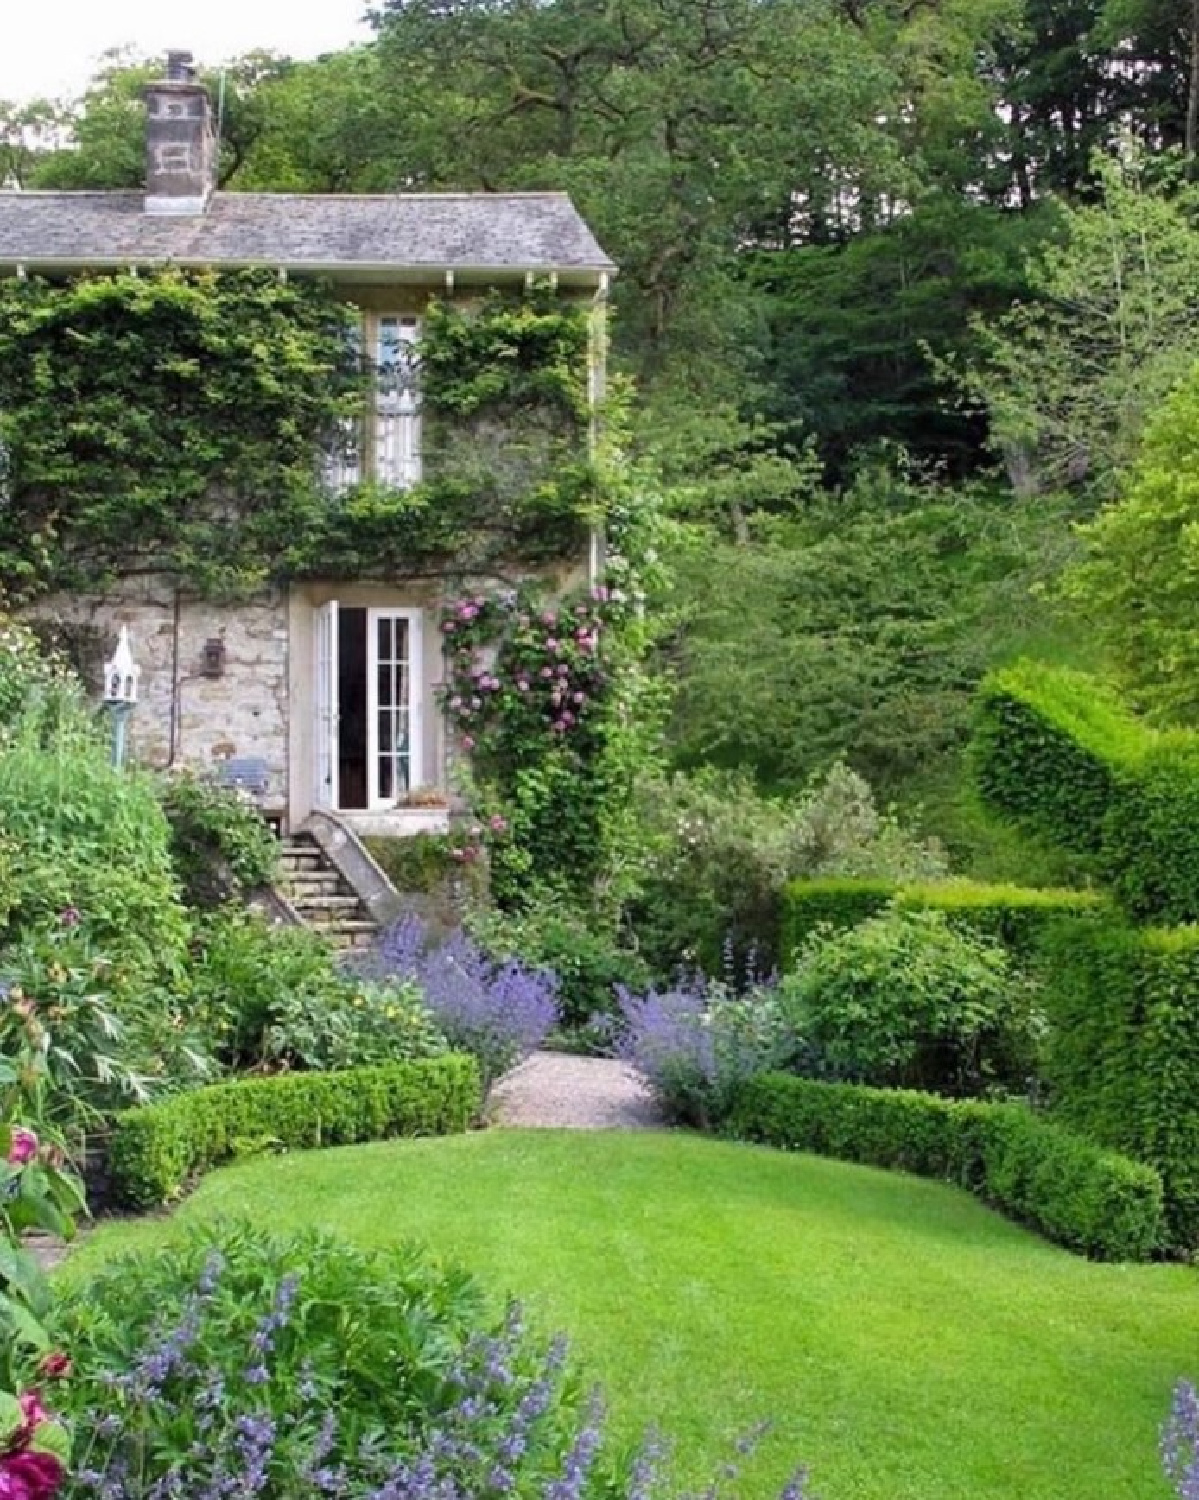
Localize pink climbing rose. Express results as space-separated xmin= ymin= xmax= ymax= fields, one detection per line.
xmin=7 ymin=1129 xmax=37 ymax=1167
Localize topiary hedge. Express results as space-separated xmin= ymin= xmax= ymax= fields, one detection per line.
xmin=107 ymin=1054 xmax=481 ymax=1209
xmin=726 ymin=1073 xmax=1165 ymax=1261
xmin=969 ymin=661 xmax=1142 ymax=857
xmin=1039 ymin=921 xmax=1199 ymax=1252
xmin=970 ymin=660 xmax=1199 ymax=924
xmin=780 ymin=876 xmax=1108 ymax=970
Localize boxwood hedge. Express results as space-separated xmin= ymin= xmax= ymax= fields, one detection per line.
xmin=780 ymin=876 xmax=1108 ymax=970
xmin=107 ymin=1054 xmax=481 ymax=1209
xmin=726 ymin=1073 xmax=1165 ymax=1261
xmin=1040 ymin=921 xmax=1199 ymax=1252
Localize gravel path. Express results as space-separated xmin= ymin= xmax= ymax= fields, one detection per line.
xmin=488 ymin=1051 xmax=662 ymax=1130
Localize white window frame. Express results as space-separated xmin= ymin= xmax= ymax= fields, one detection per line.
xmin=313 ymin=599 xmax=340 ymax=810
xmin=366 ymin=606 xmax=424 ymax=809
xmin=373 ymin=314 xmax=422 ymax=489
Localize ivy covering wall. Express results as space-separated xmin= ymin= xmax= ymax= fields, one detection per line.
xmin=0 ymin=271 xmax=600 ymax=600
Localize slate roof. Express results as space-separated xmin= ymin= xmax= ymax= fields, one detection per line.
xmin=0 ymin=190 xmax=615 ymax=277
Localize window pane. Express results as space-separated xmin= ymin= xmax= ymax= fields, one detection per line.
xmin=378 ymin=617 xmax=392 ymax=659
xmin=379 ymin=754 xmax=393 ymax=802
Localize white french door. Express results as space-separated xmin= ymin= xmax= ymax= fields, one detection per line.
xmin=314 ymin=600 xmax=339 ymax=810
xmin=367 ymin=608 xmax=423 ymax=807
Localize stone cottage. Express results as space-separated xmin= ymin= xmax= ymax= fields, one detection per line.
xmin=0 ymin=53 xmax=614 ymax=849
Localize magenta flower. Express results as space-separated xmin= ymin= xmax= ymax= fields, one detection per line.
xmin=489 ymin=815 xmax=508 ymax=834
xmin=7 ymin=1129 xmax=37 ymax=1167
xmin=58 ymin=907 xmax=80 ymax=929
xmin=0 ymin=1448 xmax=63 ymax=1500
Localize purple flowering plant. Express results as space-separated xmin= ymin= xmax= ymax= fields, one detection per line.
xmin=1165 ymin=1379 xmax=1199 ymax=1498
xmin=362 ymin=916 xmax=558 ymax=1088
xmin=47 ymin=1225 xmax=814 ymax=1500
xmin=616 ymin=976 xmax=799 ymax=1129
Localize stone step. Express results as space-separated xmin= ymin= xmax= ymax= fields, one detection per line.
xmin=324 ymin=921 xmax=379 ymax=951
xmin=292 ymin=894 xmax=365 ymax=918
xmin=278 ymin=871 xmax=345 ymax=897
xmin=279 ymin=853 xmax=324 ymax=874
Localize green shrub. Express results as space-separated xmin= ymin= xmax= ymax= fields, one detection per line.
xmin=470 ymin=904 xmax=652 ymax=1030
xmin=969 ymin=660 xmax=1143 ymax=856
xmin=1040 ymin=920 xmax=1199 ymax=1251
xmin=780 ymin=877 xmax=1109 ymax=968
xmin=785 ymin=909 xmax=1036 ymax=1096
xmin=364 ymin=832 xmax=468 ymax=894
xmin=0 ymin=717 xmax=190 ymax=985
xmin=188 ymin=907 xmax=447 ymax=1072
xmin=106 ymin=1055 xmax=481 ymax=1207
xmin=631 ymin=763 xmax=946 ymax=978
xmin=727 ymin=1073 xmax=1166 ymax=1261
xmin=158 ymin=771 xmax=278 ymax=909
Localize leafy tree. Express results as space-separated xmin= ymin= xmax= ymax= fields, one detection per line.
xmin=960 ymin=146 xmax=1199 ymax=494
xmin=1063 ymin=361 xmax=1199 ymax=720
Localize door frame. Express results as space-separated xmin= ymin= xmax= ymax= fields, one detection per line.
xmin=365 ymin=605 xmax=424 ymax=809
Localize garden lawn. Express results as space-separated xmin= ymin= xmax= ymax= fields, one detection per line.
xmin=66 ymin=1130 xmax=1196 ymax=1500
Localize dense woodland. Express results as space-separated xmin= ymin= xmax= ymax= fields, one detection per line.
xmin=5 ymin=0 xmax=1199 ymax=871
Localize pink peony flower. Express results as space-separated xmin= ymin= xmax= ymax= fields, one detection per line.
xmin=7 ymin=1129 xmax=37 ymax=1168
xmin=0 ymin=1449 xmax=63 ymax=1500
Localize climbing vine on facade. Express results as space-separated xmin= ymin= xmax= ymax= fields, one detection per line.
xmin=0 ymin=274 xmax=602 ymax=600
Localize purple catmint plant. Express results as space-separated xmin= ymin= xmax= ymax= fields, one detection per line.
xmin=1165 ymin=1380 xmax=1199 ymax=1499
xmin=616 ymin=977 xmax=793 ymax=1129
xmin=369 ymin=917 xmax=559 ymax=1087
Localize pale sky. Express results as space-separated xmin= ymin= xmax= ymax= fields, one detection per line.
xmin=0 ymin=0 xmax=373 ymax=103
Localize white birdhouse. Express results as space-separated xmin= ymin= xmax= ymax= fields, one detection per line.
xmin=103 ymin=625 xmax=140 ymax=705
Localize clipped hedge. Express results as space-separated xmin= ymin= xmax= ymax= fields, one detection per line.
xmin=970 ymin=660 xmax=1199 ymax=923
xmin=969 ymin=661 xmax=1142 ymax=857
xmin=1040 ymin=921 xmax=1199 ymax=1251
xmin=726 ymin=1073 xmax=1165 ymax=1261
xmin=107 ymin=1054 xmax=481 ymax=1209
xmin=780 ymin=876 xmax=1108 ymax=969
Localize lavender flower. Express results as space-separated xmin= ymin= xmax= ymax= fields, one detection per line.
xmin=368 ymin=917 xmax=558 ymax=1087
xmin=1165 ymin=1380 xmax=1199 ymax=1498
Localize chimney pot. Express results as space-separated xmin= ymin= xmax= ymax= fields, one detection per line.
xmin=143 ymin=50 xmax=215 ymax=216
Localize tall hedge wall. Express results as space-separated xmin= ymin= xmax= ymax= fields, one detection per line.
xmin=1040 ymin=922 xmax=1199 ymax=1251
xmin=780 ymin=876 xmax=1108 ymax=970
xmin=970 ymin=660 xmax=1199 ymax=923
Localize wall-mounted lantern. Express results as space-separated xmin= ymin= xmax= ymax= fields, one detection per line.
xmin=102 ymin=625 xmax=140 ymax=770
xmin=202 ymin=637 xmax=226 ymax=678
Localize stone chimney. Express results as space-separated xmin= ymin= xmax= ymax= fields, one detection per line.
xmin=143 ymin=51 xmax=215 ymax=215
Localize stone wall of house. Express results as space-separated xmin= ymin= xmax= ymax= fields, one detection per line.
xmin=26 ymin=575 xmax=291 ymax=808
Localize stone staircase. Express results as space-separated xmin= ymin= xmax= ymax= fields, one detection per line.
xmin=276 ymin=833 xmax=379 ymax=951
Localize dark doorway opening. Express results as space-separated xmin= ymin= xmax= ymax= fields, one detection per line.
xmin=337 ymin=606 xmax=368 ymax=810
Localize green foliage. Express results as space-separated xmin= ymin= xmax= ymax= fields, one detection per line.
xmin=631 ymin=764 xmax=946 ymax=978
xmin=780 ymin=877 xmax=1110 ymax=967
xmin=1039 ymin=920 xmax=1199 ymax=1251
xmin=970 ymin=659 xmax=1143 ymax=857
xmin=727 ymin=1073 xmax=1165 ymax=1261
xmin=472 ymin=904 xmax=652 ymax=1030
xmin=157 ymin=772 xmax=278 ymax=910
xmin=962 ymin=148 xmax=1199 ymax=495
xmin=106 ymin=1055 xmax=481 ymax=1208
xmin=0 ymin=269 xmax=361 ymax=600
xmin=0 ymin=618 xmax=81 ymax=738
xmin=363 ymin=832 xmax=461 ymax=894
xmin=971 ymin=658 xmax=1199 ymax=921
xmin=1063 ymin=361 xmax=1199 ymax=720
xmin=0 ymin=714 xmax=190 ymax=987
xmin=0 ymin=919 xmax=213 ymax=1131
xmin=440 ymin=575 xmax=664 ymax=915
xmin=667 ymin=488 xmax=1080 ymax=797
xmin=187 ymin=907 xmax=445 ymax=1073
xmin=784 ymin=909 xmax=1035 ymax=1096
